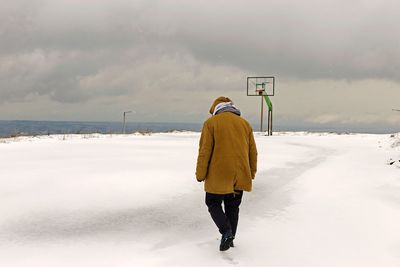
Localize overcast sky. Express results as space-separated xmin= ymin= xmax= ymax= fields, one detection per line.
xmin=0 ymin=0 xmax=399 ymax=131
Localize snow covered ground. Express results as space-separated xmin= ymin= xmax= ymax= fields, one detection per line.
xmin=0 ymin=132 xmax=399 ymax=267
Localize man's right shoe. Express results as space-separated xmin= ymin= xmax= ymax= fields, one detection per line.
xmin=219 ymin=233 xmax=234 ymax=251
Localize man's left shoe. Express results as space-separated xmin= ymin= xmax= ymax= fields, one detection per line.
xmin=220 ymin=233 xmax=234 ymax=251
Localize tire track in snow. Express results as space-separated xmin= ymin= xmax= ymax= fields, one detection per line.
xmin=243 ymin=142 xmax=334 ymax=220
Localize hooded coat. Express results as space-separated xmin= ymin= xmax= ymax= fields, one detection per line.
xmin=196 ymin=97 xmax=258 ymax=194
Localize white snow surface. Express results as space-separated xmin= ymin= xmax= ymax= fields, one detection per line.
xmin=1 ymin=132 xmax=399 ymax=267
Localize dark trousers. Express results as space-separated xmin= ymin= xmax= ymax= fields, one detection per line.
xmin=205 ymin=191 xmax=243 ymax=237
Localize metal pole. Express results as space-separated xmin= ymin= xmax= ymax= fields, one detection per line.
xmin=123 ymin=112 xmax=126 ymax=134
xmin=260 ymin=96 xmax=264 ymax=132
xmin=122 ymin=111 xmax=132 ymax=134
xmin=269 ymin=110 xmax=273 ymax=136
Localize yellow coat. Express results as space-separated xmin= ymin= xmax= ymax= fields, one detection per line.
xmin=196 ymin=110 xmax=258 ymax=194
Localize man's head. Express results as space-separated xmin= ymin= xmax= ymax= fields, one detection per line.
xmin=209 ymin=96 xmax=232 ymax=115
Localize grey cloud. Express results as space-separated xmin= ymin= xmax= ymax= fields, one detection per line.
xmin=0 ymin=0 xmax=399 ymax=129
xmin=171 ymin=0 xmax=400 ymax=80
xmin=2 ymin=0 xmax=399 ymax=95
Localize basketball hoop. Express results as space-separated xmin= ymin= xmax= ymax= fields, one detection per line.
xmin=256 ymin=89 xmax=265 ymax=95
xmin=246 ymin=76 xmax=275 ymax=135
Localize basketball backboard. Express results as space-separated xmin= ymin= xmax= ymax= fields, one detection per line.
xmin=247 ymin=76 xmax=275 ymax=96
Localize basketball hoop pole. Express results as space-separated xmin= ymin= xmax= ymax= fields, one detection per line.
xmin=259 ymin=96 xmax=273 ymax=134
xmin=260 ymin=96 xmax=264 ymax=132
xmin=264 ymin=95 xmax=273 ymax=136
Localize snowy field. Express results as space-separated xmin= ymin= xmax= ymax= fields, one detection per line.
xmin=1 ymin=132 xmax=400 ymax=267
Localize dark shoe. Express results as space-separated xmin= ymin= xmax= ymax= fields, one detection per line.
xmin=220 ymin=233 xmax=234 ymax=251
xmin=230 ymin=241 xmax=234 ymax=247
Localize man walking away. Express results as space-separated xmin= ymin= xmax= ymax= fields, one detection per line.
xmin=196 ymin=96 xmax=258 ymax=251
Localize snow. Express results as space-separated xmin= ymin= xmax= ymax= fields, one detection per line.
xmin=0 ymin=132 xmax=399 ymax=267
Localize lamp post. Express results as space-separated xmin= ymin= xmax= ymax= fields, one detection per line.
xmin=122 ymin=111 xmax=132 ymax=134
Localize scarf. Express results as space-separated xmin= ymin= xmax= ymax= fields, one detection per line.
xmin=213 ymin=102 xmax=241 ymax=116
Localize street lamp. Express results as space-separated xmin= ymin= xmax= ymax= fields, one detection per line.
xmin=122 ymin=111 xmax=132 ymax=134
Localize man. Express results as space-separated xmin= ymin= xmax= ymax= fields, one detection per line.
xmin=196 ymin=96 xmax=258 ymax=251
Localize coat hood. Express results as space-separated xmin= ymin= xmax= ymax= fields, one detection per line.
xmin=209 ymin=96 xmax=232 ymax=114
